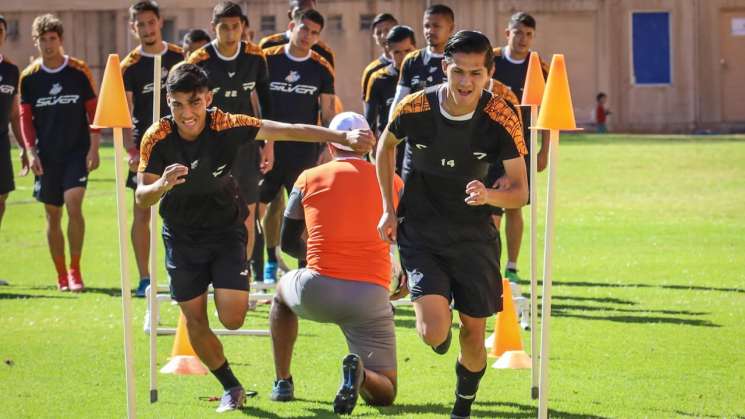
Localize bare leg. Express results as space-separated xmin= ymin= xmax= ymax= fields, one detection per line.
xmin=360 ymin=369 xmax=397 ymax=406
xmin=44 ymin=204 xmax=65 ymax=274
xmin=244 ymin=203 xmax=256 ymax=267
xmin=0 ymin=194 xmax=7 ymax=230
xmin=131 ymin=199 xmax=151 ymax=279
xmin=412 ymin=294 xmax=452 ymax=347
xmin=505 ymin=207 xmax=524 ymax=269
xmin=213 ymin=288 xmax=249 ymax=330
xmin=457 ymin=313 xmax=487 ymax=371
xmin=178 ymin=293 xmax=226 ymax=370
xmin=63 ymin=187 xmax=85 ymax=263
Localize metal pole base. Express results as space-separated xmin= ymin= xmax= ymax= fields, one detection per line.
xmin=531 ymin=386 xmax=539 ymax=400
xmin=150 ymin=389 xmax=158 ymax=403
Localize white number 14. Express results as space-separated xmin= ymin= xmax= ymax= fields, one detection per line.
xmin=441 ymin=159 xmax=455 ymax=168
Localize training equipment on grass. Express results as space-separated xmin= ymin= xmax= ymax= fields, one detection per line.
xmin=160 ymin=312 xmax=209 ymax=376
xmin=91 ymin=54 xmax=136 ymax=419
xmin=521 ymin=51 xmax=547 ymax=400
xmin=148 ymin=53 xmax=161 ymax=404
xmin=488 ymin=279 xmax=531 ymax=370
xmin=532 ymin=53 xmax=580 ymax=419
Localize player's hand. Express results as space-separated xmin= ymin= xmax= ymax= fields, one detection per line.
xmin=344 ymin=129 xmax=375 ymax=154
xmin=127 ymin=148 xmax=140 ymax=173
xmin=28 ymin=152 xmax=43 ymax=176
xmin=465 ymin=180 xmax=488 ymax=206
xmin=18 ymin=148 xmax=30 ymax=177
xmin=259 ymin=143 xmax=274 ymax=174
xmin=86 ymin=149 xmax=100 ymax=172
xmin=389 ymin=273 xmax=409 ymax=301
xmin=491 ymin=175 xmax=511 ymax=190
xmin=377 ymin=211 xmax=398 ymax=244
xmin=537 ymin=147 xmax=548 ymax=172
xmin=159 ymin=163 xmax=189 ymax=192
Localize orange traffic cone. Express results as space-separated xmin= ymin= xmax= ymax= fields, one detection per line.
xmin=91 ymin=54 xmax=132 ymax=129
xmin=160 ymin=312 xmax=209 ymax=375
xmin=488 ymin=279 xmax=531 ymax=369
xmin=521 ymin=52 xmax=546 ymax=107
xmin=533 ymin=54 xmax=579 ymax=131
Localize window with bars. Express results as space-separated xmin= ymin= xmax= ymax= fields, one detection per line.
xmin=261 ymin=15 xmax=276 ymax=33
xmin=360 ymin=14 xmax=375 ymax=31
xmin=327 ymin=15 xmax=343 ymax=32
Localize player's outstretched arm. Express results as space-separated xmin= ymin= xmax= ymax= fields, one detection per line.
xmin=375 ymin=128 xmax=399 ymax=243
xmin=256 ymin=119 xmax=374 ymax=154
xmin=135 ymin=164 xmax=188 ymax=208
xmin=466 ymin=156 xmax=528 ymax=208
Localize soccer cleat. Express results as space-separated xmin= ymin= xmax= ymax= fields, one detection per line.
xmin=333 ymin=354 xmax=364 ymax=415
xmin=263 ymin=261 xmax=278 ymax=284
xmin=68 ymin=269 xmax=84 ymax=292
xmin=134 ymin=278 xmax=150 ymax=298
xmin=432 ymin=328 xmax=452 ymax=355
xmin=270 ymin=378 xmax=294 ymax=402
xmin=216 ymin=386 xmax=245 ymax=413
xmin=57 ymin=275 xmax=69 ymax=292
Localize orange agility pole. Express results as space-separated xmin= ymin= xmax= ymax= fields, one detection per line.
xmin=532 ymin=54 xmax=581 ymax=419
xmin=91 ymin=53 xmax=135 ymax=419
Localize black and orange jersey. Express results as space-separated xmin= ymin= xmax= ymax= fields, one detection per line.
xmin=0 ymin=55 xmax=20 ymax=139
xmin=19 ymin=56 xmax=97 ymax=159
xmin=264 ymin=44 xmax=334 ymax=162
xmin=364 ymin=64 xmax=397 ymax=135
xmin=138 ymin=108 xmax=261 ymax=231
xmin=360 ymin=54 xmax=390 ymax=99
xmin=488 ymin=79 xmax=521 ymax=123
xmin=259 ymin=31 xmax=335 ymax=68
xmin=388 ymin=86 xmax=525 ymax=229
xmin=398 ymin=48 xmax=447 ymax=93
xmin=187 ymin=40 xmax=270 ymax=117
xmin=121 ymin=42 xmax=184 ymax=148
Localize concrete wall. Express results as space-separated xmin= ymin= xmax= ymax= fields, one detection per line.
xmin=2 ymin=0 xmax=744 ymax=132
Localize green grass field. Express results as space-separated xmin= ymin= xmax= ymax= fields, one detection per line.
xmin=1 ymin=134 xmax=744 ymax=418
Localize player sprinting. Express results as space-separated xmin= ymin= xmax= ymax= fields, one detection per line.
xmin=20 ymin=14 xmax=100 ymax=292
xmin=0 ymin=14 xmax=29 ymax=231
xmin=135 ymin=63 xmax=373 ymax=412
xmin=376 ymin=31 xmax=528 ymax=419
xmin=120 ymin=0 xmax=184 ymax=297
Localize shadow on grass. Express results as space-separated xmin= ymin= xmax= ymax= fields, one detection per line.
xmin=551 ymin=303 xmax=708 ymax=316
xmin=0 ymin=292 xmax=75 ymax=300
xmin=553 ymin=295 xmax=637 ymax=305
xmin=533 ymin=280 xmax=745 ymax=295
xmin=554 ymin=312 xmax=720 ymax=328
xmin=369 ymin=400 xmax=608 ymax=418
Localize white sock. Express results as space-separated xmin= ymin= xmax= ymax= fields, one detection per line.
xmin=506 ymin=262 xmax=517 ymax=271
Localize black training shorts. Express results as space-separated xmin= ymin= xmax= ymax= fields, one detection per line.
xmin=33 ymin=154 xmax=88 ymax=206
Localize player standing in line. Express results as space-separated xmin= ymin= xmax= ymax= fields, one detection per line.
xmin=20 ymin=14 xmax=100 ymax=292
xmin=136 ymin=63 xmax=372 ymax=412
xmin=259 ymin=8 xmax=336 ymax=275
xmin=188 ymin=1 xmax=273 ymax=273
xmin=259 ymin=0 xmax=335 ymax=67
xmin=490 ymin=12 xmax=550 ymax=285
xmin=0 ymin=15 xmax=28 ymax=230
xmin=182 ymin=29 xmax=211 ymax=59
xmin=376 ymin=31 xmax=528 ymax=419
xmin=121 ymin=0 xmax=184 ymax=297
xmin=360 ymin=13 xmax=397 ymax=104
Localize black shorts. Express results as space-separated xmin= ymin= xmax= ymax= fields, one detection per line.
xmin=259 ymin=155 xmax=315 ymax=204
xmin=163 ymin=223 xmax=250 ymax=302
xmin=33 ymin=155 xmax=88 ymax=206
xmin=397 ymin=220 xmax=503 ymax=318
xmin=232 ymin=145 xmax=261 ymax=205
xmin=126 ymin=170 xmax=138 ymax=190
xmin=0 ymin=137 xmax=14 ymax=195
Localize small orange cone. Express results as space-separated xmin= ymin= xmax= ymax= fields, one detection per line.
xmin=488 ymin=279 xmax=530 ymax=368
xmin=533 ymin=54 xmax=579 ymax=131
xmin=91 ymin=54 xmax=132 ymax=129
xmin=521 ymin=52 xmax=546 ymax=107
xmin=160 ymin=312 xmax=209 ymax=375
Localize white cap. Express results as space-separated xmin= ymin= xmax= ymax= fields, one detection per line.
xmin=329 ymin=112 xmax=370 ymax=151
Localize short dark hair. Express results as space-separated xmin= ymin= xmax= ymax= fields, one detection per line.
xmin=240 ymin=14 xmax=249 ymax=27
xmin=508 ymin=12 xmax=536 ymax=30
xmin=0 ymin=15 xmax=7 ymax=32
xmin=386 ymin=25 xmax=415 ymax=46
xmin=424 ymin=4 xmax=454 ymax=22
xmin=32 ymin=14 xmax=64 ymax=40
xmin=596 ymin=92 xmax=607 ymax=101
xmin=292 ymin=8 xmax=324 ymax=30
xmin=444 ymin=30 xmax=494 ymax=71
xmin=166 ymin=63 xmax=209 ymax=94
xmin=183 ymin=28 xmax=211 ymax=45
xmin=212 ymin=1 xmax=245 ymax=24
xmin=371 ymin=13 xmax=397 ymax=30
xmin=129 ymin=1 xmax=160 ymax=22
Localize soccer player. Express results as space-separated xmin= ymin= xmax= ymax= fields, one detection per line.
xmin=182 ymin=29 xmax=211 ymax=59
xmin=0 ymin=15 xmax=28 ymax=230
xmin=490 ymin=11 xmax=550 ymax=284
xmin=188 ymin=1 xmax=273 ymax=272
xmin=364 ymin=25 xmax=415 ymax=173
xmin=270 ymin=112 xmax=402 ymax=414
xmin=360 ymin=13 xmax=397 ymax=101
xmin=259 ymin=8 xmax=335 ymax=275
xmin=259 ymin=0 xmax=335 ymax=68
xmin=376 ymin=31 xmax=528 ymax=419
xmin=20 ymin=14 xmax=100 ymax=292
xmin=121 ymin=0 xmax=184 ymax=297
xmin=135 ymin=63 xmax=373 ymax=412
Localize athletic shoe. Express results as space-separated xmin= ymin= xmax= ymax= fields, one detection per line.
xmin=504 ymin=269 xmax=523 ymax=284
xmin=134 ymin=278 xmax=150 ymax=298
xmin=68 ymin=269 xmax=84 ymax=292
xmin=270 ymin=378 xmax=294 ymax=402
xmin=57 ymin=274 xmax=69 ymax=292
xmin=432 ymin=328 xmax=452 ymax=355
xmin=216 ymin=386 xmax=245 ymax=413
xmin=333 ymin=353 xmax=364 ymax=415
xmin=264 ymin=261 xmax=278 ymax=283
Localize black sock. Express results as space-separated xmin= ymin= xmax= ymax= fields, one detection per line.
xmin=452 ymin=361 xmax=486 ymax=418
xmin=211 ymin=360 xmax=242 ymax=391
xmin=267 ymin=246 xmax=278 ymax=263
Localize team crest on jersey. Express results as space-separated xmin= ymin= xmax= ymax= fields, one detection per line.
xmin=49 ymin=83 xmax=63 ymax=95
xmin=271 ymin=69 xmax=317 ymax=95
xmin=36 ymin=82 xmax=79 ymax=107
xmin=285 ymin=71 xmax=301 ymax=83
